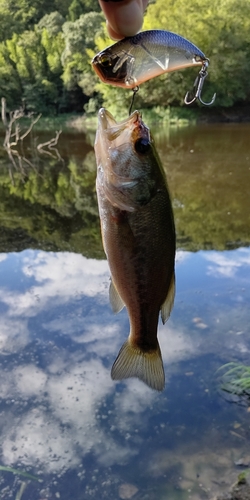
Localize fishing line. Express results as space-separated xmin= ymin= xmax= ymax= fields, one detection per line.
xmin=129 ymin=86 xmax=139 ymax=115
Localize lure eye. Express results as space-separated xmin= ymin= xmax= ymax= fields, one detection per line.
xmin=98 ymin=54 xmax=112 ymax=67
xmin=134 ymin=138 xmax=151 ymax=154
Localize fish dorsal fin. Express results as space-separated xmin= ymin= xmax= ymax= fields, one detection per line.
xmin=109 ymin=279 xmax=125 ymax=314
xmin=111 ymin=340 xmax=165 ymax=391
xmin=161 ymin=272 xmax=175 ymax=324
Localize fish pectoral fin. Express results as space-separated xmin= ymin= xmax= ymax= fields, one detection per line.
xmin=111 ymin=340 xmax=165 ymax=391
xmin=109 ymin=279 xmax=125 ymax=314
xmin=161 ymin=272 xmax=175 ymax=324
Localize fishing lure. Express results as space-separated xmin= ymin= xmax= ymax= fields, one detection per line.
xmin=92 ymin=30 xmax=216 ymax=106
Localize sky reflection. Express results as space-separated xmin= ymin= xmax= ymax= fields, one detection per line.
xmin=0 ymin=248 xmax=249 ymax=494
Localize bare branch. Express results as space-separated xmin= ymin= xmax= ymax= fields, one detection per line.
xmin=37 ymin=130 xmax=63 ymax=160
xmin=37 ymin=130 xmax=62 ymax=151
xmin=2 ymin=100 xmax=41 ymax=149
xmin=20 ymin=113 xmax=42 ymax=141
xmin=1 ymin=97 xmax=8 ymax=129
xmin=2 ymin=100 xmax=64 ymax=179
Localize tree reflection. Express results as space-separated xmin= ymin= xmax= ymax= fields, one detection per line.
xmin=0 ymin=123 xmax=250 ymax=256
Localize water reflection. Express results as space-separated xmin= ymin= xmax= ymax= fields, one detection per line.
xmin=0 ymin=123 xmax=249 ymax=498
xmin=0 ymin=247 xmax=249 ymax=497
xmin=0 ymin=123 xmax=250 ymax=256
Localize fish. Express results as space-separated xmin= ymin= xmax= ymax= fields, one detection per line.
xmin=92 ymin=29 xmax=207 ymax=89
xmin=94 ymin=108 xmax=176 ymax=391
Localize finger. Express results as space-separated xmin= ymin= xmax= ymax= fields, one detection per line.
xmin=99 ymin=0 xmax=148 ymax=40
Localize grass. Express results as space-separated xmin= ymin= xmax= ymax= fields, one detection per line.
xmin=218 ymin=362 xmax=250 ymax=399
xmin=0 ymin=465 xmax=42 ymax=482
xmin=0 ymin=465 xmax=42 ymax=500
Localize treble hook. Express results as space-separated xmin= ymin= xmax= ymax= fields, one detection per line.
xmin=184 ymin=59 xmax=216 ymax=106
xmin=129 ymin=86 xmax=139 ymax=115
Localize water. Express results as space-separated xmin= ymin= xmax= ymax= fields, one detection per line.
xmin=0 ymin=122 xmax=249 ymax=500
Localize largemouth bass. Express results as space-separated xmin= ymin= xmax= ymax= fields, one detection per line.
xmin=92 ymin=29 xmax=207 ymax=89
xmin=95 ymin=108 xmax=176 ymax=391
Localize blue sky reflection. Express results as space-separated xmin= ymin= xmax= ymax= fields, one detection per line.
xmin=0 ymin=248 xmax=249 ymax=486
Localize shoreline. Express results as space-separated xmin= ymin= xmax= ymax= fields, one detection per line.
xmin=0 ymin=104 xmax=250 ymax=136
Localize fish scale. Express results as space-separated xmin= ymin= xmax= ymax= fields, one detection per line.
xmin=95 ymin=108 xmax=176 ymax=391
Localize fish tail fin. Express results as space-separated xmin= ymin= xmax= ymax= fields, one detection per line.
xmin=111 ymin=339 xmax=165 ymax=391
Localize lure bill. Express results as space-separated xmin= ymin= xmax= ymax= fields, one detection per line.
xmin=92 ymin=29 xmax=207 ymax=89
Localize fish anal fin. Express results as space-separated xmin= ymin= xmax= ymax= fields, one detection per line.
xmin=161 ymin=272 xmax=175 ymax=324
xmin=111 ymin=339 xmax=165 ymax=391
xmin=109 ymin=278 xmax=125 ymax=314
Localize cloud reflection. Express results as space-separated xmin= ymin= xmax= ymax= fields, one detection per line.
xmin=204 ymin=248 xmax=250 ymax=278
xmin=0 ymin=248 xmax=249 ymax=476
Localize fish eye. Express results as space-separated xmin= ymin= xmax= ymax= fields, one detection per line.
xmin=134 ymin=138 xmax=151 ymax=154
xmin=98 ymin=54 xmax=112 ymax=67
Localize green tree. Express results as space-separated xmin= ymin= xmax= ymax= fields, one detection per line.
xmin=0 ymin=0 xmax=73 ymax=41
xmin=61 ymin=12 xmax=105 ymax=109
xmin=37 ymin=11 xmax=65 ymax=36
xmin=0 ymin=25 xmax=66 ymax=113
xmin=95 ymin=0 xmax=250 ymax=111
xmin=68 ymin=0 xmax=99 ymax=21
xmin=143 ymin=0 xmax=250 ymax=106
xmin=0 ymin=41 xmax=23 ymax=108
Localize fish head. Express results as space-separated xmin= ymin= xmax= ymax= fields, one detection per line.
xmin=95 ymin=108 xmax=160 ymax=211
xmin=92 ymin=47 xmax=129 ymax=88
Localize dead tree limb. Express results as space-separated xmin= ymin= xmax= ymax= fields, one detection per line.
xmin=1 ymin=97 xmax=8 ymax=129
xmin=37 ymin=130 xmax=63 ymax=161
xmin=1 ymin=100 xmax=64 ymax=182
xmin=20 ymin=113 xmax=42 ymax=141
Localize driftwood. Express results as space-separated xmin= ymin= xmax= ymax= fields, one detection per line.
xmin=1 ymin=98 xmax=63 ymax=181
xmin=2 ymin=97 xmax=42 ymax=149
xmin=37 ymin=130 xmax=63 ymax=161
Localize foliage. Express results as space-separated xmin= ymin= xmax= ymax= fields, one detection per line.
xmin=96 ymin=0 xmax=250 ymax=114
xmin=0 ymin=2 xmax=104 ymax=114
xmin=0 ymin=0 xmax=250 ymax=115
xmin=0 ymin=0 xmax=72 ymax=41
xmin=143 ymin=0 xmax=250 ymax=107
xmin=0 ymin=120 xmax=250 ymax=257
xmin=68 ymin=0 xmax=99 ymax=21
xmin=61 ymin=12 xmax=104 ymax=96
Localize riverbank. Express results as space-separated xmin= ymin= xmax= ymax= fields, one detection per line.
xmin=198 ymin=104 xmax=250 ymax=124
xmin=0 ymin=104 xmax=249 ymax=137
xmin=66 ymin=103 xmax=250 ymax=128
xmin=215 ymin=477 xmax=250 ymax=500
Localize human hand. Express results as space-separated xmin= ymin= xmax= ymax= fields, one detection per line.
xmin=99 ymin=0 xmax=149 ymax=40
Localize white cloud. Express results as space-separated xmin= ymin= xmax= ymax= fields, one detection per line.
xmin=204 ymin=248 xmax=250 ymax=278
xmin=14 ymin=365 xmax=48 ymax=397
xmin=0 ymin=254 xmax=7 ymax=263
xmin=0 ymin=317 xmax=29 ymax=354
xmin=2 ymin=410 xmax=80 ymax=472
xmin=0 ymin=251 xmax=110 ymax=318
xmin=0 ymin=247 xmax=249 ymax=480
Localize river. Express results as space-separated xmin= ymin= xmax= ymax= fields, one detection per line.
xmin=0 ymin=121 xmax=249 ymax=500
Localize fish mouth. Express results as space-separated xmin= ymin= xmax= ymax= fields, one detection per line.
xmin=97 ymin=108 xmax=142 ymax=139
xmin=96 ymin=108 xmax=150 ymax=154
xmin=98 ymin=108 xmax=117 ymax=132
